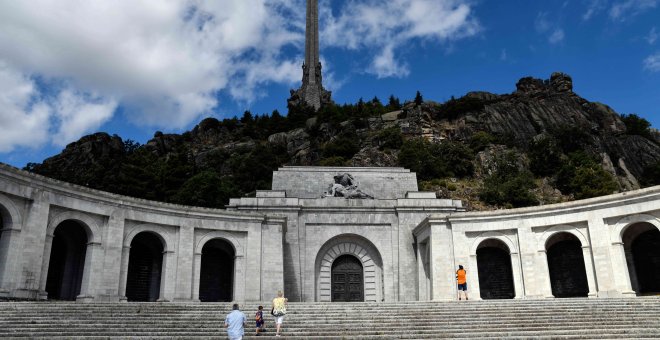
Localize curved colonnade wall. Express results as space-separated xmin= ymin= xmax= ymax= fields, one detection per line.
xmin=0 ymin=163 xmax=657 ymax=302
xmin=0 ymin=163 xmax=285 ymax=302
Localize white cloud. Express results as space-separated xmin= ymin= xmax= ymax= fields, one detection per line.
xmin=644 ymin=52 xmax=660 ymax=71
xmin=500 ymin=49 xmax=508 ymax=61
xmin=583 ymin=0 xmax=608 ymax=20
xmin=51 ymin=90 xmax=117 ymax=146
xmin=609 ymin=0 xmax=658 ymax=21
xmin=320 ymin=0 xmax=480 ymax=78
xmin=549 ymin=29 xmax=566 ymax=44
xmin=535 ymin=12 xmax=565 ymax=45
xmin=0 ymin=0 xmax=306 ymax=152
xmin=0 ymin=62 xmax=50 ymax=153
xmin=647 ymin=27 xmax=658 ymax=44
xmin=0 ymin=0 xmax=480 ymax=152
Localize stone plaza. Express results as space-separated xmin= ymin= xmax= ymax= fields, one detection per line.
xmin=0 ymin=163 xmax=658 ymax=303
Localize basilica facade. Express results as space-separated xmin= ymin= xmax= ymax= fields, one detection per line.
xmin=0 ymin=163 xmax=657 ymax=303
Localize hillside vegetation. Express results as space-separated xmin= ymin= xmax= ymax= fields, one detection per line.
xmin=25 ymin=73 xmax=660 ymax=210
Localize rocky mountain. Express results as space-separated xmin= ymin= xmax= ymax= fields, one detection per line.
xmin=25 ymin=72 xmax=660 ymax=210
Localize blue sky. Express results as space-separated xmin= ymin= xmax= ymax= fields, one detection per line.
xmin=0 ymin=0 xmax=659 ymax=168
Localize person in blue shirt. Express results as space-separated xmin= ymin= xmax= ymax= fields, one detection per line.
xmin=224 ymin=303 xmax=247 ymax=340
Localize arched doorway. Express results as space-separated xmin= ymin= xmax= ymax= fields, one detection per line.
xmin=45 ymin=220 xmax=88 ymax=300
xmin=331 ymin=255 xmax=363 ymax=302
xmin=199 ymin=239 xmax=235 ymax=302
xmin=126 ymin=232 xmax=164 ymax=302
xmin=476 ymin=239 xmax=515 ymax=299
xmin=623 ymin=223 xmax=660 ymax=295
xmin=546 ymin=233 xmax=589 ymax=298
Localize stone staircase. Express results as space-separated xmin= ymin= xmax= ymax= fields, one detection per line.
xmin=1 ymin=298 xmax=659 ymax=339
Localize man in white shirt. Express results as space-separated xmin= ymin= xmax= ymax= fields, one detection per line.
xmin=224 ymin=304 xmax=247 ymax=340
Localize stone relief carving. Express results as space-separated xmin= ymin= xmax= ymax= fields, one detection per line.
xmin=322 ymin=173 xmax=374 ymax=199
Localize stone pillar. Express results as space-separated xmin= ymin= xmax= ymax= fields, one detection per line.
xmin=510 ymin=251 xmax=524 ymax=299
xmin=174 ymin=225 xmax=194 ymax=301
xmin=260 ymin=219 xmax=284 ymax=301
xmin=234 ymin=255 xmax=246 ymax=302
xmin=581 ymin=245 xmax=598 ymax=298
xmin=539 ymin=250 xmax=554 ymax=298
xmin=37 ymin=234 xmax=54 ymax=300
xmin=429 ymin=218 xmax=455 ymax=301
xmin=624 ymin=247 xmax=639 ymax=293
xmin=77 ymin=241 xmax=102 ymax=302
xmin=586 ymin=216 xmax=617 ymax=296
xmin=118 ymin=246 xmax=131 ymax=301
xmin=416 ymin=240 xmax=428 ymax=301
xmin=191 ymin=252 xmax=202 ymax=302
xmin=157 ymin=250 xmax=175 ymax=302
xmin=610 ymin=242 xmax=636 ymax=296
xmin=468 ymin=254 xmax=480 ymax=300
xmin=0 ymin=228 xmax=22 ymax=295
xmin=14 ymin=191 xmax=50 ymax=299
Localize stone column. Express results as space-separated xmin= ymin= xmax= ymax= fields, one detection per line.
xmin=157 ymin=250 xmax=175 ymax=302
xmin=37 ymin=234 xmax=54 ymax=300
xmin=15 ymin=191 xmax=50 ymax=300
xmin=624 ymin=247 xmax=639 ymax=293
xmin=539 ymin=250 xmax=554 ymax=298
xmin=77 ymin=241 xmax=102 ymax=302
xmin=0 ymin=228 xmax=22 ymax=295
xmin=429 ymin=218 xmax=455 ymax=301
xmin=234 ymin=255 xmax=246 ymax=302
xmin=468 ymin=254 xmax=480 ymax=300
xmin=510 ymin=251 xmax=524 ymax=299
xmin=611 ymin=242 xmax=636 ymax=296
xmin=581 ymin=245 xmax=598 ymax=298
xmin=191 ymin=252 xmax=202 ymax=302
xmin=118 ymin=246 xmax=131 ymax=301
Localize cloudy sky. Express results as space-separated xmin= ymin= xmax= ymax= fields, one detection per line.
xmin=0 ymin=0 xmax=659 ymax=167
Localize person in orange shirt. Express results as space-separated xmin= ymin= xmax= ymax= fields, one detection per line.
xmin=456 ymin=265 xmax=468 ymax=300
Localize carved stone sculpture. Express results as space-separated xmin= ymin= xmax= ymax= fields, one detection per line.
xmin=322 ymin=173 xmax=374 ymax=199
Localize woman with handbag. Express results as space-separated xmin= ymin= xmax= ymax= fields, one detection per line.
xmin=271 ymin=290 xmax=288 ymax=337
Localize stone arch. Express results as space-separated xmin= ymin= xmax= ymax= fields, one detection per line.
xmin=47 ymin=211 xmax=101 ymax=244
xmin=0 ymin=193 xmax=22 ymax=231
xmin=198 ymin=238 xmax=236 ymax=302
xmin=612 ymin=214 xmax=660 ymax=244
xmin=539 ymin=225 xmax=589 ymax=251
xmin=45 ymin=221 xmax=88 ymax=300
xmin=545 ymin=232 xmax=589 ymax=298
xmin=125 ymin=231 xmax=166 ymax=302
xmin=195 ymin=231 xmax=244 ymax=256
xmin=315 ymin=234 xmax=383 ymax=302
xmin=470 ymin=231 xmax=518 ymax=255
xmin=0 ymin=194 xmax=22 ymax=289
xmin=475 ymin=238 xmax=515 ymax=299
xmin=123 ymin=223 xmax=174 ymax=252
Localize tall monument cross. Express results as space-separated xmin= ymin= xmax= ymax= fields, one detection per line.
xmin=288 ymin=0 xmax=332 ymax=110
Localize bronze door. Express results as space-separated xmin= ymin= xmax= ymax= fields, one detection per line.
xmin=331 ymin=255 xmax=363 ymax=302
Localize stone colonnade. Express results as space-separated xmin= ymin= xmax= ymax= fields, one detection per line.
xmin=0 ymin=164 xmax=285 ymax=302
xmin=414 ymin=191 xmax=660 ymax=300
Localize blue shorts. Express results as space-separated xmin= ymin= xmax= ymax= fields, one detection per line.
xmin=457 ymin=283 xmax=467 ymax=291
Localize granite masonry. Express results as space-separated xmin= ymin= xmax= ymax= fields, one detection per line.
xmin=0 ymin=163 xmax=658 ymax=303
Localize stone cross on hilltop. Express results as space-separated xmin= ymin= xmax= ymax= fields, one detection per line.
xmin=288 ymin=0 xmax=332 ymax=110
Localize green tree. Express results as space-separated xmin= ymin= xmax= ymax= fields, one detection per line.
xmin=479 ymin=152 xmax=538 ymax=208
xmin=414 ymin=91 xmax=424 ymax=106
xmin=555 ymin=152 xmax=618 ymax=199
xmin=528 ymin=136 xmax=563 ymax=177
xmin=621 ymin=113 xmax=653 ymax=139
xmin=172 ymin=171 xmax=239 ymax=208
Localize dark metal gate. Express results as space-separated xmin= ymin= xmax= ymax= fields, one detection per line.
xmin=331 ymin=255 xmax=363 ymax=302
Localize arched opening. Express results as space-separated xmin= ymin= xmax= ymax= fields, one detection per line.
xmin=546 ymin=232 xmax=589 ymax=298
xmin=331 ymin=254 xmax=363 ymax=302
xmin=476 ymin=239 xmax=515 ymax=299
xmin=622 ymin=223 xmax=660 ymax=295
xmin=126 ymin=232 xmax=164 ymax=302
xmin=45 ymin=220 xmax=88 ymax=300
xmin=199 ymin=238 xmax=235 ymax=302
